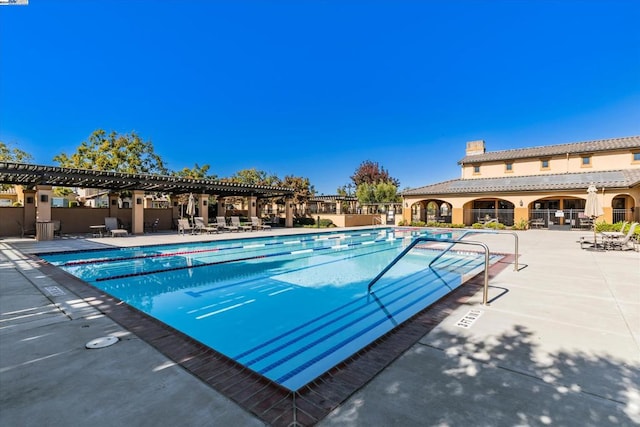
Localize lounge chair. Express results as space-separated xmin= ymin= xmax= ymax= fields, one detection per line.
xmin=217 ymin=216 xmax=238 ymax=232
xmin=251 ymin=216 xmax=271 ymax=231
xmin=177 ymin=218 xmax=194 ymax=235
xmin=230 ymin=216 xmax=252 ymax=232
xmin=608 ymin=222 xmax=638 ymax=251
xmin=105 ymin=217 xmax=128 ymax=237
xmin=194 ymin=217 xmax=219 ymax=234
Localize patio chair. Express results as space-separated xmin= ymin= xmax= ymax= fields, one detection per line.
xmin=105 ymin=217 xmax=128 ymax=237
xmin=251 ymin=216 xmax=271 ymax=231
xmin=144 ymin=218 xmax=160 ymax=233
xmin=608 ymin=222 xmax=638 ymax=251
xmin=194 ymin=217 xmax=219 ymax=234
xmin=52 ymin=220 xmax=62 ymax=237
xmin=230 ymin=216 xmax=252 ymax=232
xmin=578 ymin=217 xmax=593 ymax=230
xmin=217 ymin=216 xmax=238 ymax=232
xmin=529 ymin=218 xmax=545 ymax=229
xmin=177 ymin=218 xmax=194 ymax=235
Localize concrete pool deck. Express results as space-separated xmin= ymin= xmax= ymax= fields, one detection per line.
xmin=1 ymin=228 xmax=638 ymax=426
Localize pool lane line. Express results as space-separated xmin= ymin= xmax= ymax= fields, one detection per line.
xmin=58 ymin=231 xmax=382 ymax=267
xmin=93 ymin=237 xmax=394 ymax=282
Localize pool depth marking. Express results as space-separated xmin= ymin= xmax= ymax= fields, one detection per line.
xmin=455 ymin=309 xmax=483 ymax=328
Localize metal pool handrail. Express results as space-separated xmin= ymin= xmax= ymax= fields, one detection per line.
xmin=367 ymin=236 xmax=492 ymax=305
xmin=431 ymin=229 xmax=519 ymax=272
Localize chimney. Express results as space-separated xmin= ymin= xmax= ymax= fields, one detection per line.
xmin=466 ymin=140 xmax=486 ymax=156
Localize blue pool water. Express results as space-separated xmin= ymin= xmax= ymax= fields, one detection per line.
xmin=42 ymin=227 xmax=502 ymax=390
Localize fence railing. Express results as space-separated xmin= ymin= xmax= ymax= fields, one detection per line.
xmin=470 ymin=209 xmax=515 ymax=226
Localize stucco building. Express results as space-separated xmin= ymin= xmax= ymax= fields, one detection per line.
xmin=401 ymin=136 xmax=640 ymax=229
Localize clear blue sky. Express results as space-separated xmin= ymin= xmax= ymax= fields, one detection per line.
xmin=1 ymin=1 xmax=639 ymax=195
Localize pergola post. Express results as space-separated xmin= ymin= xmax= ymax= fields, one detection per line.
xmin=248 ymin=196 xmax=257 ymax=218
xmin=131 ymin=190 xmax=144 ymax=234
xmin=285 ymin=198 xmax=294 ymax=228
xmin=199 ymin=194 xmax=208 ymax=224
xmin=35 ymin=185 xmax=52 ymax=222
xmin=217 ymin=198 xmax=226 ymax=218
xmin=109 ymin=193 xmax=119 ymax=217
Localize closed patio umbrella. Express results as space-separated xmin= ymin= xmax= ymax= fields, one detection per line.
xmin=584 ymin=184 xmax=603 ymax=245
xmin=186 ymin=193 xmax=196 ymax=221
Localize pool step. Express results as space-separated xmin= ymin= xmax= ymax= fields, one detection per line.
xmin=234 ymin=254 xmax=488 ymax=390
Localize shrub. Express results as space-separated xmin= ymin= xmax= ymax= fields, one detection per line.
xmin=295 ymin=217 xmax=315 ymax=226
xmin=484 ymin=221 xmax=506 ymax=230
xmin=512 ymin=218 xmax=529 ymax=230
xmin=410 ymin=221 xmax=426 ymax=227
xmin=318 ymin=218 xmax=334 ymax=228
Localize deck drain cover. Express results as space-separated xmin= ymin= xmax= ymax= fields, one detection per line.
xmin=86 ymin=336 xmax=119 ymax=349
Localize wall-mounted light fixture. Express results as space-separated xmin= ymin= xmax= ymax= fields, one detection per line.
xmin=203 ymin=200 xmax=207 ymax=206
xmin=252 ymin=201 xmax=255 ymax=207
xmin=136 ymin=198 xmax=142 ymax=205
xmin=519 ymin=200 xmax=523 ymax=207
xmin=111 ymin=199 xmax=117 ymax=206
xmin=27 ymin=197 xmax=34 ymax=204
xmin=40 ymin=195 xmax=49 ymax=203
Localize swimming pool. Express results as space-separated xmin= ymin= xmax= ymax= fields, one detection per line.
xmin=42 ymin=227 xmax=503 ymax=391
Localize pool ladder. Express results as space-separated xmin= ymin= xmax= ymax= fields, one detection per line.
xmin=367 ymin=231 xmax=519 ymax=306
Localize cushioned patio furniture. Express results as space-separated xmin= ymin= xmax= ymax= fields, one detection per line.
xmin=217 ymin=216 xmax=238 ymax=232
xmin=177 ymin=218 xmax=194 ymax=235
xmin=105 ymin=217 xmax=128 ymax=237
xmin=251 ymin=216 xmax=271 ymax=231
xmin=231 ymin=216 xmax=252 ymax=232
xmin=194 ymin=217 xmax=219 ymax=234
xmin=607 ymin=222 xmax=638 ymax=251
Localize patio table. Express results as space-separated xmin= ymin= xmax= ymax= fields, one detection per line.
xmin=89 ymin=225 xmax=106 ymax=238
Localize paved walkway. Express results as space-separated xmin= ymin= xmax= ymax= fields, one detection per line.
xmin=1 ymin=229 xmax=638 ymax=426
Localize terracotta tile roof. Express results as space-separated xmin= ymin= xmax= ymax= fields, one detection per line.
xmin=458 ymin=135 xmax=640 ymax=164
xmin=402 ymin=169 xmax=640 ymax=196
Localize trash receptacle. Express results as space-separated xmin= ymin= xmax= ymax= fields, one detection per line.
xmin=36 ymin=221 xmax=54 ymax=241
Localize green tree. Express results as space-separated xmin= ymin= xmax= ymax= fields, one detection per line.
xmin=355 ymin=182 xmax=376 ymax=204
xmin=173 ymin=163 xmax=216 ymax=180
xmin=356 ymin=181 xmax=399 ymax=205
xmin=53 ymin=130 xmax=167 ymax=174
xmin=281 ymin=175 xmax=315 ymax=205
xmin=0 ymin=142 xmax=34 ymax=191
xmin=0 ymin=142 xmax=33 ymax=163
xmin=373 ymin=181 xmax=399 ymax=203
xmin=227 ymin=168 xmax=279 ymax=186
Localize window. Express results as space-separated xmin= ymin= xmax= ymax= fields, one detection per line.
xmin=505 ymin=162 xmax=513 ymax=173
xmin=633 ymin=152 xmax=640 ymax=163
xmin=473 ymin=165 xmax=481 ymax=174
xmin=540 ymin=159 xmax=550 ymax=170
xmin=581 ymin=155 xmax=591 ymax=167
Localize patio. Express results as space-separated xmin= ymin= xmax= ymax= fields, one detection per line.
xmin=1 ymin=228 xmax=638 ymax=426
